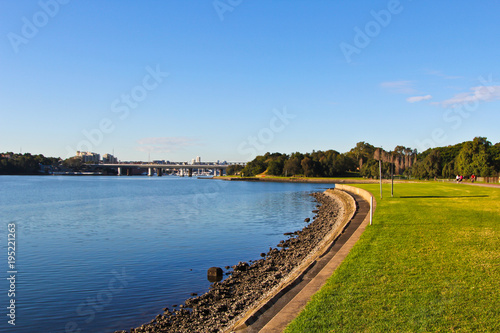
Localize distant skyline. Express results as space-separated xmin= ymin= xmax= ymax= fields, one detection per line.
xmin=1 ymin=1 xmax=499 ymax=162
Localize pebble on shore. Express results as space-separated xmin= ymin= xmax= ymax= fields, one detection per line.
xmin=117 ymin=192 xmax=343 ymax=333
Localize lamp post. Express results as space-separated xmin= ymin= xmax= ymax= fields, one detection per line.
xmin=375 ymin=147 xmax=383 ymax=199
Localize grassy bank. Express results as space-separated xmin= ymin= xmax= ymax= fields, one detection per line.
xmin=285 ymin=182 xmax=500 ymax=332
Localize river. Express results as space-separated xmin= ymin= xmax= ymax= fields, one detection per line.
xmin=0 ymin=176 xmax=330 ymax=332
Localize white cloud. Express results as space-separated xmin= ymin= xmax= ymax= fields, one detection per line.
xmin=438 ymin=85 xmax=500 ymax=107
xmin=406 ymin=95 xmax=432 ymax=103
xmin=136 ymin=137 xmax=200 ymax=153
xmin=380 ymin=81 xmax=417 ymax=94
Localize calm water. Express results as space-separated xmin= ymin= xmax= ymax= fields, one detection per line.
xmin=0 ymin=176 xmax=330 ymax=333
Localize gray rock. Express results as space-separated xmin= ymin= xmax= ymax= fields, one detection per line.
xmin=124 ymin=191 xmax=342 ymax=333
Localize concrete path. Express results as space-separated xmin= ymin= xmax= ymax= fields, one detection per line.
xmin=240 ymin=191 xmax=371 ymax=333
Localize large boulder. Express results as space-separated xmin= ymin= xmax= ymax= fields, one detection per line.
xmin=207 ymin=267 xmax=223 ymax=282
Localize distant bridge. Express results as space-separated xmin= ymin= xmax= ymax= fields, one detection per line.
xmin=93 ymin=163 xmax=243 ymax=177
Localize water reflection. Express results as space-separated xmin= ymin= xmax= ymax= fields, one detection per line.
xmin=0 ymin=176 xmax=328 ymax=333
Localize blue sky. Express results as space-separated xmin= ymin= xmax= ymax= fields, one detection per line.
xmin=1 ymin=1 xmax=499 ymax=162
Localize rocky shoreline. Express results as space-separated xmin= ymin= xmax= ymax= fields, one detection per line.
xmin=116 ymin=191 xmax=346 ymax=333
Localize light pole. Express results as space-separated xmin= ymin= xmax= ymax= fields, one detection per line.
xmin=376 ymin=147 xmax=383 ymax=199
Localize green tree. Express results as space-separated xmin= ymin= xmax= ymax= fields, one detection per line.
xmin=283 ymin=154 xmax=302 ymax=176
xmin=226 ymin=165 xmax=243 ymax=175
xmin=267 ymin=160 xmax=283 ymax=176
xmin=392 ymin=145 xmax=417 ymax=175
xmin=411 ymin=161 xmax=427 ymax=179
xmin=422 ymin=149 xmax=442 ymax=179
xmin=488 ymin=143 xmax=500 ymax=173
xmin=301 ymin=156 xmax=314 ymax=177
xmin=0 ymin=152 xmax=60 ymax=175
xmin=455 ymin=137 xmax=493 ymax=176
xmin=63 ymin=157 xmax=83 ymax=171
xmin=348 ymin=141 xmax=376 ymax=169
xmin=442 ymin=160 xmax=456 ymax=179
xmin=241 ymin=156 xmax=267 ymax=176
xmin=360 ymin=159 xmax=391 ymax=178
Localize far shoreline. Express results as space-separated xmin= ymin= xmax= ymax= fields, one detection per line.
xmin=215 ymin=175 xmax=389 ymax=184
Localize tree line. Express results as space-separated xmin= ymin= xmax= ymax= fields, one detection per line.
xmin=2 ymin=137 xmax=499 ymax=177
xmin=0 ymin=153 xmax=60 ymax=175
xmin=227 ymin=137 xmax=500 ymax=179
xmin=0 ymin=153 xmax=112 ymax=174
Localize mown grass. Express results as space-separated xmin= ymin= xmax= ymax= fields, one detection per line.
xmin=285 ymin=183 xmax=500 ymax=332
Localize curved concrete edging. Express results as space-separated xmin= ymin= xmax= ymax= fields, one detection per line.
xmin=335 ymin=184 xmax=377 ymax=211
xmin=225 ymin=189 xmax=355 ymax=332
xmin=258 ymin=185 xmax=376 ymax=332
xmin=227 ymin=185 xmax=376 ymax=333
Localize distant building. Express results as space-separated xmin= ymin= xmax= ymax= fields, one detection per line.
xmin=76 ymin=151 xmax=100 ymax=163
xmin=196 ymin=156 xmax=201 ymax=163
xmin=102 ymin=153 xmax=118 ymax=164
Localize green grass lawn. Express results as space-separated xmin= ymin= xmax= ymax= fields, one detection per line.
xmin=285 ymin=183 xmax=500 ymax=332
